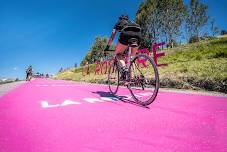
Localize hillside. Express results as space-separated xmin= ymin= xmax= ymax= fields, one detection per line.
xmin=54 ymin=35 xmax=227 ymax=93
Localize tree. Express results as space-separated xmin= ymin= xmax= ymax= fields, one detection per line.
xmin=90 ymin=36 xmax=106 ymax=62
xmin=186 ymin=0 xmax=208 ymax=41
xmin=59 ymin=67 xmax=63 ymax=73
xmin=74 ymin=63 xmax=77 ymax=68
xmin=210 ymin=18 xmax=219 ymax=36
xmin=159 ymin=0 xmax=187 ymax=48
xmin=136 ymin=0 xmax=186 ymax=48
xmin=80 ymin=36 xmax=115 ymax=66
xmin=136 ymin=0 xmax=163 ymax=49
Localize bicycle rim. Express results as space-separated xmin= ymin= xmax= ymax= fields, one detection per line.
xmin=108 ymin=61 xmax=119 ymax=95
xmin=128 ymin=54 xmax=159 ymax=106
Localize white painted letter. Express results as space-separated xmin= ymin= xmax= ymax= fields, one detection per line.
xmin=61 ymin=100 xmax=82 ymax=106
xmin=101 ymin=97 xmax=119 ymax=101
xmin=138 ymin=92 xmax=152 ymax=97
xmin=41 ymin=101 xmax=60 ymax=108
xmin=84 ymin=98 xmax=105 ymax=103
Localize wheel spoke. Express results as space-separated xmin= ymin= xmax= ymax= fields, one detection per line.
xmin=128 ymin=54 xmax=159 ymax=106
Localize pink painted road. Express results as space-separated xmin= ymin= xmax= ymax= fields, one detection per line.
xmin=0 ymin=78 xmax=227 ymax=152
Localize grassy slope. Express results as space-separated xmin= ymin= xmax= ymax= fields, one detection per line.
xmin=55 ymin=35 xmax=227 ymax=93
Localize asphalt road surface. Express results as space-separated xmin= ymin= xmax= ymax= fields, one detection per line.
xmin=0 ymin=78 xmax=226 ymax=152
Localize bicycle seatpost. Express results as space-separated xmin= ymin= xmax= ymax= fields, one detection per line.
xmin=127 ymin=46 xmax=132 ymax=69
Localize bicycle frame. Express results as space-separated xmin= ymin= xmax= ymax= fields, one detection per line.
xmin=108 ymin=42 xmax=160 ymax=106
xmin=112 ymin=45 xmax=133 ymax=69
xmin=112 ymin=45 xmax=144 ymax=83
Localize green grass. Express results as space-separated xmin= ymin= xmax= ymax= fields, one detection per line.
xmin=158 ymin=58 xmax=227 ymax=92
xmin=54 ymin=35 xmax=227 ymax=93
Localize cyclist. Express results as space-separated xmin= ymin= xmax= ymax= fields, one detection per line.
xmin=104 ymin=15 xmax=141 ymax=78
xmin=26 ymin=65 xmax=33 ymax=81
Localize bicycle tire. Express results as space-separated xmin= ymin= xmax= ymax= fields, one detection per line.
xmin=128 ymin=54 xmax=160 ymax=106
xmin=108 ymin=60 xmax=120 ymax=95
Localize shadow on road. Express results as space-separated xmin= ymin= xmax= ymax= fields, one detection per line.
xmin=92 ymin=91 xmax=150 ymax=109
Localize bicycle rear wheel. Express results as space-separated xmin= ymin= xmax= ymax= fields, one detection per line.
xmin=108 ymin=60 xmax=120 ymax=95
xmin=128 ymin=54 xmax=159 ymax=106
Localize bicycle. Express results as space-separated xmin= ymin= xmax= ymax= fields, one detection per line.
xmin=106 ymin=38 xmax=160 ymax=106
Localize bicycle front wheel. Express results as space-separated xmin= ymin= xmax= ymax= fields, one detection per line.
xmin=108 ymin=60 xmax=120 ymax=95
xmin=128 ymin=54 xmax=159 ymax=106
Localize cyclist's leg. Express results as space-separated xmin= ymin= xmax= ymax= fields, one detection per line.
xmin=115 ymin=41 xmax=128 ymax=81
xmin=115 ymin=41 xmax=127 ymax=67
xmin=130 ymin=47 xmax=139 ymax=78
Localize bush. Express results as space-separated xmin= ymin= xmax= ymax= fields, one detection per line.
xmin=189 ymin=36 xmax=200 ymax=43
xmin=212 ymin=52 xmax=227 ymax=58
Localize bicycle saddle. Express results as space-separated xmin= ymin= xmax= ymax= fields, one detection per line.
xmin=128 ymin=38 xmax=139 ymax=47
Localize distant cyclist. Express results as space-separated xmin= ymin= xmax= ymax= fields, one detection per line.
xmin=26 ymin=65 xmax=33 ymax=81
xmin=104 ymin=15 xmax=141 ymax=76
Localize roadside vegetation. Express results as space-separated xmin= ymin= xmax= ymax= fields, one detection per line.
xmin=55 ymin=35 xmax=227 ymax=93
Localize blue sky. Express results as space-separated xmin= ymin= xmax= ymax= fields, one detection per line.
xmin=0 ymin=0 xmax=226 ymax=79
